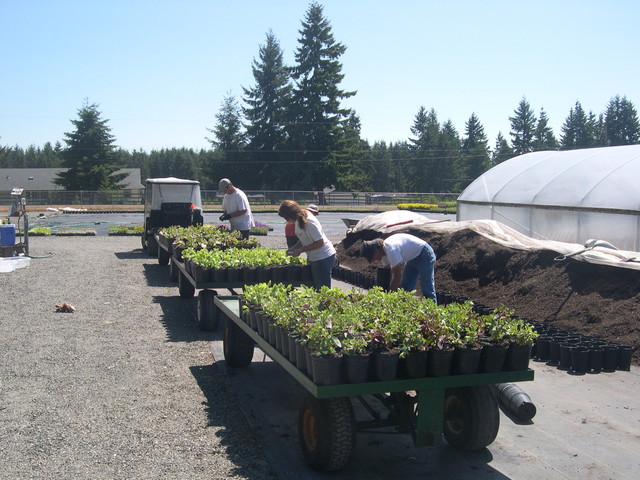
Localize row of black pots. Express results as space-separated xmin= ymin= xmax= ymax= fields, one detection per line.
xmin=239 ymin=304 xmax=532 ymax=386
xmin=438 ymin=291 xmax=634 ymax=374
xmin=331 ymin=265 xmax=377 ymax=289
xmin=184 ymin=260 xmax=312 ymax=284
xmin=533 ymin=333 xmax=632 ymax=373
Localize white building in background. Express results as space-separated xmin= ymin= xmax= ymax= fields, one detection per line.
xmin=0 ymin=168 xmax=143 ymax=193
xmin=457 ymin=145 xmax=640 ymax=252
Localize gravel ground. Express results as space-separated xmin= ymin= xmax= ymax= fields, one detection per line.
xmin=0 ymin=234 xmax=317 ymax=480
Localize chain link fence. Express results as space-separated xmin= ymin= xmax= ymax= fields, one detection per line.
xmin=2 ymin=189 xmax=459 ymax=207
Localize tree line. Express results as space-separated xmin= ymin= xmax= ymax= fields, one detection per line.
xmin=1 ymin=2 xmax=639 ymax=193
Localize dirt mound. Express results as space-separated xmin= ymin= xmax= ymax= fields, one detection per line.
xmin=336 ymin=228 xmax=640 ymax=366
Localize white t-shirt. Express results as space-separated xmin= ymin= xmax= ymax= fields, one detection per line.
xmin=222 ymin=188 xmax=255 ymax=231
xmin=294 ymin=213 xmax=336 ymax=262
xmin=381 ymin=233 xmax=426 ymax=268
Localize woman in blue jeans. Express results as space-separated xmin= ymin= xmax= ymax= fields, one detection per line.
xmin=278 ymin=200 xmax=336 ymax=290
xmin=359 ymin=233 xmax=437 ymax=302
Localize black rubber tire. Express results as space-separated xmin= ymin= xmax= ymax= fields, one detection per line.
xmin=197 ymin=290 xmax=219 ymax=331
xmin=147 ymin=235 xmax=158 ymax=257
xmin=223 ymin=319 xmax=254 ymax=367
xmin=298 ymin=394 xmax=356 ymax=472
xmin=178 ymin=271 xmax=195 ymax=299
xmin=443 ymin=385 xmax=500 ymax=451
xmin=157 ymin=246 xmax=170 ymax=265
xmin=169 ymin=258 xmax=179 ymax=283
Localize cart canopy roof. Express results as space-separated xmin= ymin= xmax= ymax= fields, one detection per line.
xmin=145 ymin=177 xmax=202 ymax=209
xmin=145 ymin=177 xmax=200 ymax=185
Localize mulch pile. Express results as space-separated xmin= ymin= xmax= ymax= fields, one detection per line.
xmin=336 ymin=227 xmax=640 ymax=366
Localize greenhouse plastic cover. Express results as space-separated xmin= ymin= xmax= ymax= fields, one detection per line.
xmin=456 ymin=145 xmax=640 ymax=251
xmin=350 ymin=211 xmax=640 ymax=271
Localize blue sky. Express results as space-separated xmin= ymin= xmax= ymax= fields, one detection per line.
xmin=1 ymin=0 xmax=638 ymax=152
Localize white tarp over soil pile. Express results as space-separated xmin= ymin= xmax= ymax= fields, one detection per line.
xmin=350 ymin=211 xmax=640 ymax=271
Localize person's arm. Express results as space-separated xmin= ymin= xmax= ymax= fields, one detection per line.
xmin=229 ymin=209 xmax=247 ymax=218
xmin=288 ymin=239 xmax=324 ymax=256
xmin=388 ymin=263 xmax=403 ymax=291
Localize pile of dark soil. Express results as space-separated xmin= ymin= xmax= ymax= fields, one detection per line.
xmin=336 ymin=227 xmax=640 ymax=366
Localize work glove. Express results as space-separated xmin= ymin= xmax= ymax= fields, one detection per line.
xmin=219 ymin=213 xmax=231 ymax=221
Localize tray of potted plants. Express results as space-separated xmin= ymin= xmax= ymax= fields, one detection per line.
xmin=166 ymin=233 xmax=314 ymax=331
xmin=214 ymin=284 xmax=536 ymax=472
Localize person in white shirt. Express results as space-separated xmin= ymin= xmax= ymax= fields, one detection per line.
xmin=359 ymin=233 xmax=437 ymax=302
xmin=278 ymin=200 xmax=336 ymax=289
xmin=218 ymin=178 xmax=255 ymax=240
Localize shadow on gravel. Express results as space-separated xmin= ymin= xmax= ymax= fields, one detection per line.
xmin=190 ymin=363 xmax=278 ymax=479
xmin=143 ymin=263 xmax=174 ymax=287
xmin=153 ymin=295 xmax=216 ymax=343
xmin=114 ymin=248 xmax=148 ymax=260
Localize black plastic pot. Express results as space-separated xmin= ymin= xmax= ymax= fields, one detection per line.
xmin=570 ymin=346 xmax=589 ymax=374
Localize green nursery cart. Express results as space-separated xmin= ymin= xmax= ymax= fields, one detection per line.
xmin=214 ymin=295 xmax=535 ymax=472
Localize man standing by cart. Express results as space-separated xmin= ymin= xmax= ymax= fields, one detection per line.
xmin=218 ymin=178 xmax=255 ymax=240
xmin=359 ymin=233 xmax=437 ymax=303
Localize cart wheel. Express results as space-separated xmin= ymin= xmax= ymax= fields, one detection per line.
xmin=158 ymin=246 xmax=170 ymax=265
xmin=147 ymin=235 xmax=158 ymax=257
xmin=178 ymin=271 xmax=195 ymax=299
xmin=169 ymin=258 xmax=179 ymax=283
xmin=197 ymin=290 xmax=219 ymax=331
xmin=298 ymin=394 xmax=356 ymax=472
xmin=223 ymin=317 xmax=254 ymax=367
xmin=443 ymin=385 xmax=499 ymax=451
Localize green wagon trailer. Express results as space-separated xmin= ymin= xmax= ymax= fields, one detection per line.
xmin=214 ymin=295 xmax=535 ymax=472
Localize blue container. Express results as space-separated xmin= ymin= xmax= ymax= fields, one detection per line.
xmin=0 ymin=224 xmax=16 ymax=246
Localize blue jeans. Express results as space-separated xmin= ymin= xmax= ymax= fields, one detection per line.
xmin=310 ymin=254 xmax=336 ymax=290
xmin=400 ymin=244 xmax=436 ymax=302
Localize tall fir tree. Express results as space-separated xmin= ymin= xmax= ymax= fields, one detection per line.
xmin=492 ymin=132 xmax=514 ymax=166
xmin=509 ymin=97 xmax=537 ymax=155
xmin=409 ymin=107 xmax=440 ymax=191
xmin=54 ymin=101 xmax=127 ymax=190
xmin=286 ymin=1 xmax=356 ymax=193
xmin=560 ymin=101 xmax=597 ymax=149
xmin=206 ymin=93 xmax=247 ymax=184
xmin=242 ymin=31 xmax=292 ymax=188
xmin=604 ymin=95 xmax=640 ymax=146
xmin=533 ymin=108 xmax=558 ymax=151
xmin=460 ymin=113 xmax=490 ymax=188
xmin=435 ymin=120 xmax=461 ymax=192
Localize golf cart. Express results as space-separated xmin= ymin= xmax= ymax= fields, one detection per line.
xmin=142 ymin=177 xmax=203 ymax=260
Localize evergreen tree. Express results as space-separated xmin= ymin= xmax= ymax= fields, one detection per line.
xmin=492 ymin=132 xmax=514 ymax=166
xmin=509 ymin=97 xmax=537 ymax=154
xmin=604 ymin=95 xmax=640 ymax=146
xmin=435 ymin=120 xmax=461 ymax=192
xmin=286 ymin=1 xmax=356 ymax=192
xmin=368 ymin=141 xmax=395 ymax=192
xmin=54 ymin=101 xmax=127 ymax=190
xmin=409 ymin=107 xmax=440 ymax=191
xmin=560 ymin=101 xmax=597 ymax=149
xmin=206 ymin=93 xmax=247 ymax=183
xmin=242 ymin=30 xmax=292 ymax=188
xmin=332 ymin=112 xmax=369 ymax=191
xmin=388 ymin=141 xmax=413 ymax=192
xmin=460 ymin=113 xmax=490 ymax=188
xmin=533 ymin=108 xmax=558 ymax=151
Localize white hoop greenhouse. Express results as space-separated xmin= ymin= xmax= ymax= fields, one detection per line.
xmin=457 ymin=145 xmax=640 ymax=252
